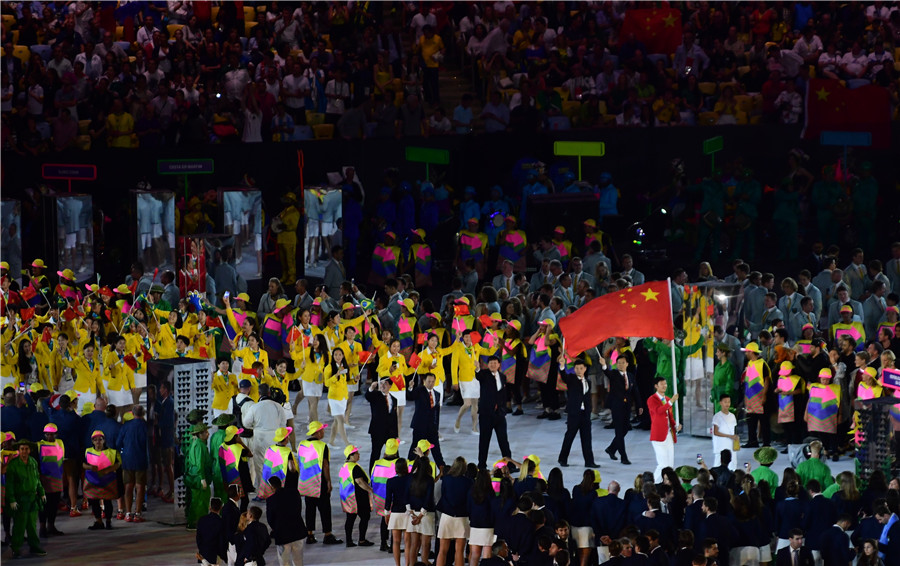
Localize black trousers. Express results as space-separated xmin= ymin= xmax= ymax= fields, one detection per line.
xmin=747 ymin=412 xmax=771 ymax=446
xmin=607 ymin=406 xmax=630 ymax=459
xmin=423 ymin=67 xmax=440 ymax=103
xmin=90 ymin=499 xmax=112 ymax=524
xmin=782 ymin=420 xmax=803 ymax=445
xmin=39 ymin=492 xmax=62 ymax=527
xmin=345 ymin=508 xmax=370 ymax=542
xmin=410 ymin=427 xmax=444 ymax=467
xmin=305 ymin=495 xmax=332 ymax=533
xmin=478 ymin=409 xmax=511 ymax=469
xmin=559 ymin=409 xmax=595 ymax=465
xmin=370 ymin=435 xmax=388 ymax=475
xmin=539 ymin=379 xmax=559 ymax=411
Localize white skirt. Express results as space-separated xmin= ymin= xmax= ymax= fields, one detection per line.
xmin=328 ymin=399 xmax=347 ymax=416
xmin=437 ymin=515 xmax=469 ymax=540
xmin=459 ymin=379 xmax=480 ymax=399
xmin=133 ymin=372 xmax=147 ymax=389
xmin=685 ymin=357 xmax=705 ymax=381
xmin=408 ymin=511 xmax=435 ymax=535
xmin=468 ymin=527 xmax=494 ymax=546
xmin=759 ymin=544 xmax=772 ymax=562
xmin=390 ymin=390 xmax=406 ymax=407
xmin=108 ymin=388 xmax=133 ymax=410
xmin=572 ymin=525 xmax=594 ymax=548
xmin=387 ymin=512 xmax=408 ymax=531
xmin=302 ymin=381 xmax=323 ymax=397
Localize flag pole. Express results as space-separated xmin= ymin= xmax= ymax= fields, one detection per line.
xmin=667 ymin=278 xmax=679 ymax=426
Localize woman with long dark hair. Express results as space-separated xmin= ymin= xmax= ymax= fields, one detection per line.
xmin=15 ymin=339 xmax=38 ymax=388
xmin=384 ymin=459 xmax=410 ymax=566
xmin=407 ymin=457 xmax=436 ymax=565
xmin=545 ymin=467 xmax=571 ymax=523
xmin=292 ymin=333 xmax=328 ymax=423
xmin=467 ymin=469 xmax=494 ymax=566
xmin=324 ymin=347 xmax=351 ymax=446
xmin=435 ymin=457 xmax=473 ymax=566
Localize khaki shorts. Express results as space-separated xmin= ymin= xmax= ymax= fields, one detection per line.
xmin=123 ymin=469 xmax=148 ymax=485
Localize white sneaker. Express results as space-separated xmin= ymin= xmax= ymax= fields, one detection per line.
xmin=398 ymin=439 xmax=405 ymax=445
xmin=454 ymin=425 xmax=460 ymax=434
xmin=470 ymin=430 xmax=479 ymax=436
xmin=345 ymin=424 xmax=357 ymax=430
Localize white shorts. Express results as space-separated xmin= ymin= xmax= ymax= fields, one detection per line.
xmin=390 ymin=390 xmax=406 ymax=407
xmin=328 ymin=398 xmax=347 ymax=416
xmin=572 ymin=525 xmax=593 ymax=548
xmin=468 ymin=527 xmax=494 ymax=546
xmin=282 ymin=402 xmax=294 ymax=421
xmin=254 ymin=234 xmax=262 ymax=252
xmin=685 ymin=357 xmax=706 ymax=381
xmin=320 ymin=221 xmax=335 ymax=238
xmin=241 ymin=211 xmax=250 ymax=227
xmin=108 ymin=388 xmax=133 ymax=409
xmin=64 ymin=233 xmax=76 ymax=249
xmin=77 ymin=227 xmax=88 ymax=244
xmin=437 ymin=515 xmax=469 ymax=540
xmin=224 ymin=212 xmax=233 ymax=229
xmin=232 ymin=221 xmax=241 ymax=235
xmin=408 ymin=511 xmax=435 ymax=535
xmin=387 ymin=511 xmax=409 ymax=531
xmin=306 ymin=219 xmax=320 ymax=239
xmin=141 ymin=233 xmax=152 ymax=249
xmin=302 ymin=381 xmax=323 ymax=397
xmin=459 ymin=379 xmax=480 ymax=399
xmin=151 ymin=224 xmax=162 ymax=238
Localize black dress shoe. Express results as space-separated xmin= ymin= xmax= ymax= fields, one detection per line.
xmin=513 ymin=408 xmax=523 ymax=416
xmin=584 ymin=462 xmax=599 ymax=468
xmin=621 ymin=458 xmax=632 ymax=465
xmin=537 ymin=412 xmax=550 ymax=419
xmin=379 ymin=542 xmax=389 ymax=552
xmin=548 ymin=413 xmax=561 ymax=420
xmin=306 ymin=535 xmax=318 ymax=544
xmin=324 ymin=535 xmax=344 ymax=545
xmin=741 ymin=443 xmax=759 ymax=449
xmin=346 ymin=541 xmax=357 ymax=548
xmin=359 ymin=540 xmax=375 ymax=547
xmin=557 ymin=461 xmax=569 ymax=467
xmin=605 ymin=447 xmax=618 ymax=461
xmin=604 ymin=423 xmax=615 ymax=429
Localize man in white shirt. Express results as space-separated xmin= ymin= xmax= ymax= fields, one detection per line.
xmin=840 ymin=42 xmax=868 ymax=79
xmin=223 ymin=54 xmax=251 ymax=102
xmin=673 ymin=31 xmax=709 ymax=78
xmin=324 ymin=69 xmax=350 ymax=123
xmin=47 ymin=46 xmax=73 ymax=77
xmin=273 ymin=7 xmax=301 ymax=49
xmin=410 ymin=5 xmax=436 ymax=42
xmin=74 ymin=41 xmax=102 ymax=80
xmin=710 ymin=394 xmax=738 ymax=470
xmin=792 ymin=26 xmax=823 ymax=65
xmin=243 ymin=384 xmax=287 ymax=491
xmin=281 ymin=62 xmax=309 ymax=116
xmin=136 ymin=16 xmax=159 ymax=47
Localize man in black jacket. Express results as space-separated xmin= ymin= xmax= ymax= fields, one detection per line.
xmin=222 ymin=484 xmax=242 ymax=566
xmin=774 ymin=529 xmax=814 ymax=566
xmin=695 ymin=497 xmax=736 ymax=566
xmin=196 ymin=498 xmax=225 ymax=566
xmin=407 ymin=372 xmax=444 ymax=467
xmin=365 ymin=379 xmax=398 ymax=473
xmin=820 ymin=515 xmax=854 ymax=566
xmin=557 ymin=355 xmax=598 ymax=467
xmin=475 ymin=356 xmax=513 ymax=469
xmin=236 ymin=506 xmax=271 ymax=566
xmin=266 ymin=473 xmax=306 ymax=566
xmin=602 ymin=353 xmax=635 ymax=465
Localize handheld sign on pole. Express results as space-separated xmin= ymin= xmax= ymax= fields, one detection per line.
xmin=702 ymin=136 xmax=723 ymax=175
xmin=553 ymin=141 xmax=605 ymax=180
xmin=405 ymin=146 xmax=450 ymax=182
xmin=158 ymin=158 xmax=215 ymax=198
xmin=41 ymin=163 xmax=97 ymax=193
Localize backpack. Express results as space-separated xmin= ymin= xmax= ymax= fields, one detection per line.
xmin=232 ymin=395 xmax=254 ymax=438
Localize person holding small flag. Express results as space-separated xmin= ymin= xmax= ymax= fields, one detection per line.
xmin=325 ymin=347 xmax=353 ymax=447
xmin=230 ymin=333 xmax=268 ymax=401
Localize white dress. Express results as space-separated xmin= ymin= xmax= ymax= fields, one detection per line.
xmin=711 ymin=410 xmax=737 ymax=470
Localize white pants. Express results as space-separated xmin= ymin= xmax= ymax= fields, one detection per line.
xmin=250 ymin=429 xmax=277 ymax=491
xmin=276 ymin=540 xmax=305 ymax=566
xmin=227 ymin=542 xmax=237 ymax=566
xmin=651 ymin=432 xmax=674 ymax=482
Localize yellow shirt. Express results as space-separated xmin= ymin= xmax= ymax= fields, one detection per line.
xmin=417 ymin=345 xmax=453 ymax=385
xmin=211 ymin=371 xmax=238 ymax=411
xmin=449 ymin=340 xmax=496 ymax=385
xmin=103 ymin=349 xmax=135 ymax=392
xmin=276 ymin=206 xmax=301 ymax=245
xmin=324 ymin=365 xmax=350 ymax=400
xmin=232 ymin=347 xmax=268 ymax=400
xmin=106 ymin=111 xmax=134 ymax=148
xmin=292 ymin=347 xmax=327 ymax=384
xmin=418 ymin=34 xmax=445 ymax=68
xmin=70 ymin=356 xmax=105 ymax=396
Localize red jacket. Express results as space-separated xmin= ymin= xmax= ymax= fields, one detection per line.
xmin=647 ymin=393 xmax=677 ymax=443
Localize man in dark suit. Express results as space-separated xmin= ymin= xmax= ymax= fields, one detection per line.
xmin=196 ymin=497 xmax=226 ymax=566
xmin=266 ymin=473 xmax=307 ymax=566
xmin=475 ymin=356 xmax=513 ymax=469
xmin=556 ymin=355 xmax=598 ymax=467
xmin=236 ymin=506 xmax=271 ymax=566
xmin=820 ymin=515 xmax=854 ymax=566
xmin=602 ymin=353 xmax=635 ymax=465
xmin=407 ymin=372 xmax=444 ymax=467
xmin=802 ymin=479 xmax=837 ymax=555
xmin=222 ymin=484 xmax=242 ymax=565
xmin=775 ymin=529 xmax=815 ymax=566
xmin=695 ymin=497 xmax=735 ymax=566
xmin=683 ymin=486 xmax=706 ymax=534
xmin=365 ymin=378 xmax=398 ymax=472
xmin=591 ymin=481 xmax=627 ymax=558
xmin=634 ymin=495 xmax=675 ymax=550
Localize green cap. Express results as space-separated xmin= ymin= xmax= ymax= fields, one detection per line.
xmin=212 ymin=413 xmax=235 ymax=427
xmin=186 ymin=409 xmax=208 ymax=424
xmin=191 ymin=422 xmax=210 ymax=434
xmin=676 ymin=465 xmax=699 ymax=481
xmin=753 ymin=446 xmax=778 ymax=466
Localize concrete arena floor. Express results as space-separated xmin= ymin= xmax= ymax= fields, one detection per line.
xmin=21 ymin=393 xmax=854 ymax=565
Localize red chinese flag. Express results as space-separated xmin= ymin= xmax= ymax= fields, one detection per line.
xmin=20 ymin=307 xmax=35 ymax=322
xmin=478 ymin=315 xmax=493 ymax=329
xmin=123 ymin=355 xmax=138 ymax=371
xmin=285 ymin=327 xmax=301 ymax=344
xmin=409 ymin=353 xmax=422 ymax=369
xmin=358 ymin=350 xmax=373 ymax=365
xmin=802 ymin=79 xmax=891 ymax=149
xmin=558 ymin=281 xmax=674 ymax=356
xmin=42 ymin=326 xmax=52 ymax=344
xmin=470 ymin=331 xmax=482 ymax=345
xmin=619 ymin=7 xmax=683 ymax=55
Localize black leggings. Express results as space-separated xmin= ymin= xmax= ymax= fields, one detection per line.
xmin=90 ymin=498 xmax=113 ymax=523
xmin=539 ymin=379 xmax=559 ymax=411
xmin=345 ymin=509 xmax=370 ymax=542
xmin=305 ymin=495 xmax=332 ymax=534
xmin=39 ymin=492 xmax=62 ymax=527
xmin=380 ymin=516 xmax=388 ymax=545
xmin=746 ymin=413 xmax=771 ymax=446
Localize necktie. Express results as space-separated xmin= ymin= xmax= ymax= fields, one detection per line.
xmin=623 ymin=371 xmax=629 ymax=390
xmin=429 ymin=391 xmax=434 ymax=408
xmin=506 ymin=278 xmax=511 ymax=292
xmin=792 ymin=549 xmax=798 ymax=566
xmin=385 ymin=393 xmax=391 ymax=412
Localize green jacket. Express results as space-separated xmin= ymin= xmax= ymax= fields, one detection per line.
xmin=184 ymin=437 xmax=212 ymax=490
xmin=735 ymin=180 xmax=762 ymax=219
xmin=6 ymin=456 xmax=45 ymax=508
xmin=750 ymin=466 xmax=778 ymax=498
xmin=795 ymin=457 xmax=834 ymax=491
xmin=209 ymin=429 xmax=227 ymax=488
xmin=689 ymin=179 xmax=725 ymax=216
xmin=711 ymin=360 xmax=736 ymax=413
xmin=644 ymin=337 xmax=703 ymax=380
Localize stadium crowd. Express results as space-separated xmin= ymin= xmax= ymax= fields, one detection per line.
xmin=2 ymin=1 xmax=900 ymax=152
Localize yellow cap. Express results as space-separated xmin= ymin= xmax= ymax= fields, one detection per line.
xmin=416 ymin=439 xmax=434 ymax=453
xmin=31 ymin=259 xmax=46 ymax=269
xmin=236 ymin=293 xmax=251 ymax=302
xmin=224 ymin=425 xmax=244 ymax=442
xmin=344 ymin=445 xmax=359 ymax=459
xmin=307 ymin=421 xmax=327 ymax=436
xmin=741 ymin=342 xmax=761 ymax=354
xmin=399 ymin=298 xmax=415 ymax=313
xmin=384 ymin=438 xmax=400 ymax=456
xmin=273 ymin=426 xmax=293 ymax=443
xmin=539 ymin=318 xmax=555 ymax=329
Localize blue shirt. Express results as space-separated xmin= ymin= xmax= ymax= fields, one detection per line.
xmin=117 ymin=418 xmax=149 ymax=471
xmin=452 ymin=105 xmax=473 ymax=134
xmin=437 ymin=475 xmax=473 ymax=517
